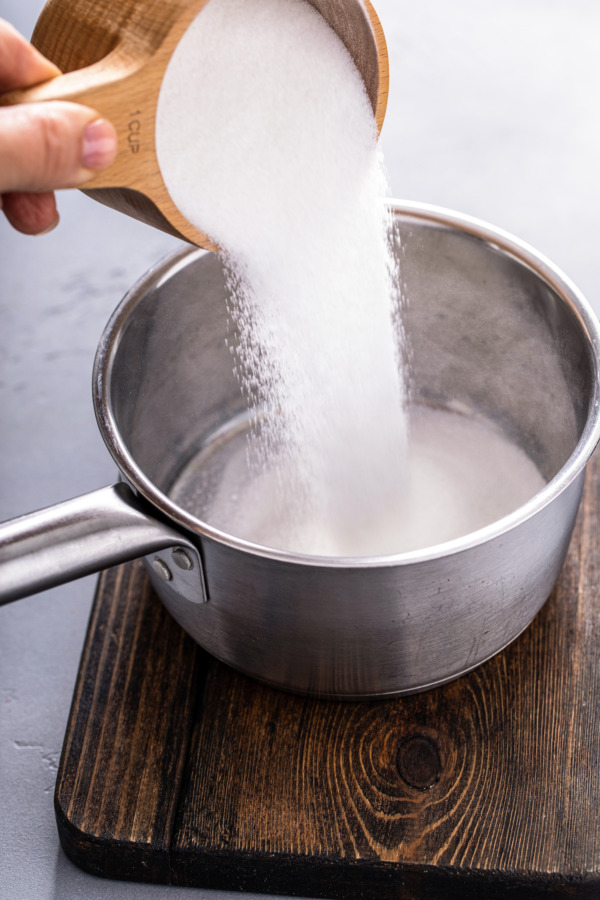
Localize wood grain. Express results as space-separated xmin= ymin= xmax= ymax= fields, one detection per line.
xmin=55 ymin=451 xmax=600 ymax=898
xmin=55 ymin=562 xmax=205 ymax=883
xmin=1 ymin=0 xmax=388 ymax=248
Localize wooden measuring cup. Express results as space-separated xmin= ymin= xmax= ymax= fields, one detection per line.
xmin=0 ymin=0 xmax=389 ymax=249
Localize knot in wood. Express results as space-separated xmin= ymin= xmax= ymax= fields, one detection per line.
xmin=396 ymin=734 xmax=442 ymax=791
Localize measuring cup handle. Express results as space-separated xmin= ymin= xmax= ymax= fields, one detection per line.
xmin=0 ymin=483 xmax=193 ymax=605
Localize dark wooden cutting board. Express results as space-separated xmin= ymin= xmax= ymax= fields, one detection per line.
xmin=55 ymin=452 xmax=600 ymax=899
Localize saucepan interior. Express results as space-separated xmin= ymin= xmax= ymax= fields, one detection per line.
xmin=99 ymin=204 xmax=597 ymax=538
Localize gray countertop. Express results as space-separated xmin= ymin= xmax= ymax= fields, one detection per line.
xmin=1 ymin=1 xmax=600 ymax=898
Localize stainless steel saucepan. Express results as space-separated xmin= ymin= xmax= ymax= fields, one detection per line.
xmin=1 ymin=201 xmax=599 ymax=698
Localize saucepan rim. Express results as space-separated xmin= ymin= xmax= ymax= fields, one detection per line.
xmin=93 ymin=200 xmax=600 ymax=568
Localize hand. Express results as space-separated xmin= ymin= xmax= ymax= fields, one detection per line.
xmin=0 ymin=18 xmax=117 ymax=235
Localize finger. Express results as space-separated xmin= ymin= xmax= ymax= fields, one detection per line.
xmin=1 ymin=190 xmax=59 ymax=235
xmin=0 ymin=19 xmax=60 ymax=91
xmin=0 ymin=102 xmax=117 ymax=194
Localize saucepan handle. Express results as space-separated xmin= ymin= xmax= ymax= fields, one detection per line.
xmin=0 ymin=483 xmax=194 ymax=605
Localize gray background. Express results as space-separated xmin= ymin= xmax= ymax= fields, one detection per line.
xmin=1 ymin=1 xmax=599 ymax=897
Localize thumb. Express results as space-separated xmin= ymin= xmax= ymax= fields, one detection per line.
xmin=0 ymin=100 xmax=117 ymax=194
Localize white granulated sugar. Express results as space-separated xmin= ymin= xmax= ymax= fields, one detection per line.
xmin=158 ymin=0 xmax=546 ymax=556
xmin=157 ymin=0 xmax=409 ymax=555
xmin=171 ymin=406 xmax=547 ymax=555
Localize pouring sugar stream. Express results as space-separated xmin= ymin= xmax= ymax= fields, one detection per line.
xmin=3 ymin=0 xmax=547 ymax=556
xmin=155 ymin=0 xmax=545 ymax=556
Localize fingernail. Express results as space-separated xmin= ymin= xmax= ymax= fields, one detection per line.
xmin=36 ymin=213 xmax=61 ymax=236
xmin=82 ymin=119 xmax=117 ymax=171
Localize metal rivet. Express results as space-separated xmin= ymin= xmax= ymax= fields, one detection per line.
xmin=172 ymin=548 xmax=194 ymax=571
xmin=152 ymin=558 xmax=172 ymax=582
